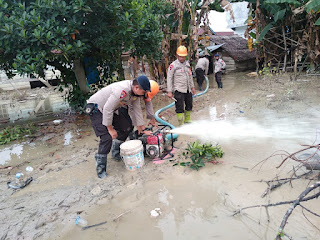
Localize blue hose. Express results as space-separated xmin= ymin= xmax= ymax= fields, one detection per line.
xmin=155 ymin=76 xmax=209 ymax=140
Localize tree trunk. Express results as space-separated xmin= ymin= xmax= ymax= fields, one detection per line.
xmin=147 ymin=59 xmax=155 ymax=80
xmin=256 ymin=0 xmax=261 ymax=72
xmin=177 ymin=0 xmax=185 ymax=46
xmin=118 ymin=54 xmax=125 ymax=80
xmin=73 ymin=59 xmax=90 ymax=94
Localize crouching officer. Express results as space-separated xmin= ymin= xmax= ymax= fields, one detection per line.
xmin=86 ymin=75 xmax=155 ymax=178
xmin=111 ymin=79 xmax=159 ymax=161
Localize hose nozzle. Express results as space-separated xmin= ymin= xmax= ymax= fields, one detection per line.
xmin=162 ymin=129 xmax=173 ymax=134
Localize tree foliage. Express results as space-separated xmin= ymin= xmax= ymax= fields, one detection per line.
xmin=0 ymin=0 xmax=170 ymax=109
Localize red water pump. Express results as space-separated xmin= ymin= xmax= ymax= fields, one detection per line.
xmin=130 ymin=125 xmax=175 ymax=159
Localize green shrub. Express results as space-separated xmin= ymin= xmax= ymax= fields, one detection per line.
xmin=174 ymin=141 xmax=224 ymax=171
xmin=0 ymin=124 xmax=35 ymax=145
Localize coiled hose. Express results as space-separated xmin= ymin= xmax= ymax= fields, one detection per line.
xmin=155 ymin=76 xmax=209 ymax=140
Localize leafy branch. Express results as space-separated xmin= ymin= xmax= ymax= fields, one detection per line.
xmin=174 ymin=141 xmax=224 ymax=171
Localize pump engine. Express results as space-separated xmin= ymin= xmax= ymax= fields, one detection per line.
xmin=129 ymin=125 xmax=175 ymax=159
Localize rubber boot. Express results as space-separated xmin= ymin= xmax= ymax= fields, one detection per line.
xmin=184 ymin=110 xmax=192 ymax=124
xmin=218 ymin=82 xmax=223 ymax=88
xmin=95 ymin=153 xmax=107 ymax=178
xmin=176 ymin=113 xmax=184 ymax=126
xmin=112 ymin=139 xmax=123 ymax=161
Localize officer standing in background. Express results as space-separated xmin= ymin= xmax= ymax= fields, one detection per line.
xmin=167 ymin=45 xmax=196 ymax=126
xmin=195 ymin=55 xmax=210 ymax=91
xmin=86 ymin=75 xmax=154 ymax=178
xmin=214 ymin=53 xmax=226 ymax=88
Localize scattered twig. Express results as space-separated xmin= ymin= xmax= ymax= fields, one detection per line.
xmin=2 ymin=161 xmax=31 ymax=174
xmin=252 ymin=150 xmax=291 ymax=171
xmin=58 ymin=194 xmax=70 ymax=206
xmin=233 ymin=184 xmax=320 ymax=216
xmin=113 ymin=210 xmax=131 ymax=222
xmin=276 ymin=144 xmax=320 ymax=168
xmin=301 ymin=206 xmax=320 ymax=232
xmin=299 ymin=204 xmax=320 ymax=218
xmin=0 ymin=166 xmax=13 ymax=170
xmin=261 ymin=171 xmax=313 ymax=198
xmin=283 ymin=232 xmax=294 ymax=240
xmin=0 ymin=231 xmax=8 ymax=240
xmin=275 ymin=182 xmax=320 ymax=240
xmin=265 ymin=206 xmax=270 ymax=222
xmin=233 ymin=165 xmax=249 ymax=170
xmin=82 ymin=221 xmax=107 ymax=230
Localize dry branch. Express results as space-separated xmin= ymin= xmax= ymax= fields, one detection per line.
xmin=261 ymin=171 xmax=313 ymax=198
xmin=233 ymin=183 xmax=320 ymax=215
xmin=276 ymin=144 xmax=320 ymax=168
xmin=276 ymin=182 xmax=320 ymax=240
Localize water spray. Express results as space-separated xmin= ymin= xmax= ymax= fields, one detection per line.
xmin=155 ymin=76 xmax=210 ymax=140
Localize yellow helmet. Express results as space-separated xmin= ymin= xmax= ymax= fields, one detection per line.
xmin=176 ymin=45 xmax=188 ymax=56
xmin=145 ymin=80 xmax=159 ymax=102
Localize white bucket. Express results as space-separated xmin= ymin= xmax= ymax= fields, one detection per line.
xmin=120 ymin=140 xmax=144 ymax=171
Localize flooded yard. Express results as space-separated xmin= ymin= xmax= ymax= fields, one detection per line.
xmin=1 ymin=72 xmax=320 ymax=240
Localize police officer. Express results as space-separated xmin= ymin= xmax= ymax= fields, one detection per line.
xmin=86 ymin=75 xmax=155 ymax=178
xmin=195 ymin=55 xmax=210 ymax=91
xmin=167 ymin=45 xmax=196 ymax=126
xmin=214 ymin=53 xmax=226 ymax=88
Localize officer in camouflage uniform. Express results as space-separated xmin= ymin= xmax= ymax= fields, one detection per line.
xmin=86 ymin=75 xmax=155 ymax=178
xmin=167 ymin=45 xmax=196 ymax=126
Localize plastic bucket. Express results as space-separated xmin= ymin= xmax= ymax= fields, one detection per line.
xmin=120 ymin=140 xmax=144 ymax=171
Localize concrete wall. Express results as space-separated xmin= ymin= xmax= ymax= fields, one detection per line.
xmin=0 ymin=91 xmax=69 ymax=125
xmin=219 ymin=52 xmax=255 ymax=72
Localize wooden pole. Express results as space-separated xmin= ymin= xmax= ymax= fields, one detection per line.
xmin=282 ymin=26 xmax=287 ymax=72
xmin=294 ymin=49 xmax=298 ymax=79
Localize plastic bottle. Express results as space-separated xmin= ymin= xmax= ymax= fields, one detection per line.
xmin=15 ymin=172 xmax=24 ymax=184
xmin=75 ymin=216 xmax=88 ymax=227
xmin=26 ymin=166 xmax=33 ymax=177
xmin=26 ymin=166 xmax=34 ymax=174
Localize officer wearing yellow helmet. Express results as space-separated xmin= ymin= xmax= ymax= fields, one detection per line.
xmin=167 ymin=45 xmax=196 ymax=126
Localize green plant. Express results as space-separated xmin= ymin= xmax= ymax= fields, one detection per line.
xmin=0 ymin=0 xmax=168 ymax=105
xmin=174 ymin=141 xmax=224 ymax=171
xmin=259 ymin=62 xmax=277 ymax=76
xmin=0 ymin=124 xmax=35 ymax=145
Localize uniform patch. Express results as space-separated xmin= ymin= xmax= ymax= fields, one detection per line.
xmin=120 ymin=90 xmax=127 ymax=99
xmin=169 ymin=64 xmax=174 ymax=71
xmin=189 ymin=68 xmax=192 ymax=75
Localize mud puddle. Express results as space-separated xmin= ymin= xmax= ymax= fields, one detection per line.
xmin=1 ymin=72 xmax=320 ymax=240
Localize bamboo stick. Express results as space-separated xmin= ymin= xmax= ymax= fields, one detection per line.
xmin=264 ymin=38 xmax=286 ymax=51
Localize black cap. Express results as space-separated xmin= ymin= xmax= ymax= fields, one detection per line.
xmin=136 ymin=75 xmax=151 ymax=91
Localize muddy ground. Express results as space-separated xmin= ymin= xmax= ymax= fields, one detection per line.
xmin=1 ymin=72 xmax=320 ymax=240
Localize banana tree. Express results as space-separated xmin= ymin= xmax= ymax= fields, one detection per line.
xmin=161 ymin=0 xmax=233 ymax=68
xmin=241 ymin=0 xmax=319 ymax=73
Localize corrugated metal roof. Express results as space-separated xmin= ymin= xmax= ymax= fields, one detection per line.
xmin=198 ymin=44 xmax=224 ymax=56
